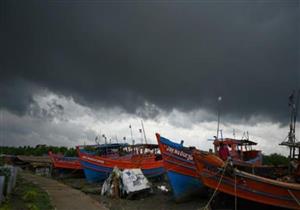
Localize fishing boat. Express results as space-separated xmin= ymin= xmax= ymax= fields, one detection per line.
xmin=156 ymin=133 xmax=265 ymax=201
xmin=77 ymin=143 xmax=164 ymax=183
xmin=156 ymin=133 xmax=205 ymax=201
xmin=48 ymin=151 xmax=82 ymax=170
xmin=192 ymin=91 xmax=300 ymax=209
xmin=192 ymin=150 xmax=300 ymax=209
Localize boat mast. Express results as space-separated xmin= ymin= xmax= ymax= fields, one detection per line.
xmin=129 ymin=124 xmax=134 ymax=145
xmin=287 ymin=90 xmax=299 ymax=159
xmin=280 ymin=90 xmax=300 ymax=173
xmin=141 ymin=120 xmax=148 ymax=144
xmin=216 ymin=96 xmax=222 ymax=139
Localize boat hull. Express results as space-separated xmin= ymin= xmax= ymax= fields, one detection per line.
xmin=78 ymin=150 xmax=164 ymax=183
xmin=156 ymin=133 xmax=205 ymax=201
xmin=49 ymin=152 xmax=82 ymax=170
xmin=167 ymin=170 xmax=203 ymax=200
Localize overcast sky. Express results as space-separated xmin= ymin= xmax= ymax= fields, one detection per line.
xmin=0 ymin=0 xmax=299 ymax=155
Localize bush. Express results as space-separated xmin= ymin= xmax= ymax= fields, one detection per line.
xmin=262 ymin=153 xmax=289 ymax=166
xmin=26 ymin=203 xmax=39 ymax=210
xmin=22 ymin=190 xmax=38 ymax=202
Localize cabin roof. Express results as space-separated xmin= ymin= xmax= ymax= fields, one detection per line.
xmin=279 ymin=141 xmax=300 ymax=148
xmin=214 ymin=138 xmax=258 ymax=146
xmin=132 ymin=143 xmax=159 ymax=149
xmin=78 ymin=143 xmax=159 ymax=151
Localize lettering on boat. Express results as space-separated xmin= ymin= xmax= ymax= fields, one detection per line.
xmin=82 ymin=155 xmax=105 ymax=164
xmin=166 ymin=146 xmax=193 ymax=161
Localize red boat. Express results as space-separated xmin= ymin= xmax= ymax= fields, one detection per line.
xmin=192 ymin=92 xmax=300 ymax=209
xmin=77 ymin=143 xmax=165 ymax=182
xmin=49 ymin=151 xmax=82 ymax=170
xmin=193 ymin=150 xmax=300 ymax=209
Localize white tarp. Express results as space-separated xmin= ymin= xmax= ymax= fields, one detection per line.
xmin=101 ymin=167 xmax=122 ymax=197
xmin=101 ymin=167 xmax=151 ymax=198
xmin=121 ymin=169 xmax=150 ymax=194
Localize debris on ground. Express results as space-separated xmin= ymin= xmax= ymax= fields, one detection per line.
xmin=101 ymin=167 xmax=151 ymax=199
xmin=157 ymin=185 xmax=169 ymax=192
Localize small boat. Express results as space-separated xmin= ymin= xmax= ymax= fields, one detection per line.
xmin=48 ymin=151 xmax=82 ymax=170
xmin=78 ymin=143 xmax=164 ymax=183
xmin=192 ymin=150 xmax=300 ymax=209
xmin=156 ymin=133 xmax=205 ymax=201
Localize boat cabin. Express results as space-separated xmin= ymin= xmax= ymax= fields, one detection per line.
xmin=213 ymin=138 xmax=262 ymax=165
xmin=78 ymin=143 xmax=161 ymax=159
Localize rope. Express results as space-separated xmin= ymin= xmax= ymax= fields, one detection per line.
xmin=201 ymin=168 xmax=223 ymax=178
xmin=288 ymin=189 xmax=300 ymax=206
xmin=234 ymin=174 xmax=237 ymax=210
xmin=200 ymin=160 xmax=229 ymax=210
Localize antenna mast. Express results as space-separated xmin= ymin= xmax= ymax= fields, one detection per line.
xmin=141 ymin=120 xmax=148 ymax=144
xmin=280 ymin=90 xmax=300 ymax=170
xmin=216 ymin=96 xmax=222 ymax=139
xmin=129 ymin=125 xmax=134 ymax=145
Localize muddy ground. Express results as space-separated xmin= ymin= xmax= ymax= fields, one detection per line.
xmin=60 ymin=176 xmax=207 ymax=210
xmin=59 ymin=176 xmax=287 ymax=210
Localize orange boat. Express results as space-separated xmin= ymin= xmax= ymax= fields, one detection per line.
xmin=77 ymin=143 xmax=164 ymax=182
xmin=193 ymin=150 xmax=300 ymax=209
xmin=192 ymin=92 xmax=300 ymax=209
xmin=49 ymin=151 xmax=82 ymax=170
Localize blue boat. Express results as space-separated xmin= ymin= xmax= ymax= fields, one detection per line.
xmin=78 ymin=143 xmax=165 ymax=183
xmin=156 ymin=133 xmax=205 ymax=202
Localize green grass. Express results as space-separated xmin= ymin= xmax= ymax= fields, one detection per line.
xmin=0 ymin=176 xmax=54 ymax=210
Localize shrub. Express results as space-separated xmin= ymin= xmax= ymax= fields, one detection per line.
xmin=26 ymin=203 xmax=39 ymax=210
xmin=262 ymin=153 xmax=289 ymax=166
xmin=22 ymin=190 xmax=38 ymax=202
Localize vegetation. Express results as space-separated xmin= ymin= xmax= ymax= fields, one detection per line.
xmin=262 ymin=153 xmax=289 ymax=166
xmin=0 ymin=177 xmax=53 ymax=210
xmin=0 ymin=145 xmax=77 ymax=157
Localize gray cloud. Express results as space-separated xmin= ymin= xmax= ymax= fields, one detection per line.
xmin=28 ymin=97 xmax=65 ymax=121
xmin=0 ymin=109 xmax=97 ymax=147
xmin=1 ymin=0 xmax=299 ymax=123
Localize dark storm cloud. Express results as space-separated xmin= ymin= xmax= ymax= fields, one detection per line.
xmin=1 ymin=0 xmax=299 ymax=122
xmin=0 ymin=79 xmax=37 ymax=115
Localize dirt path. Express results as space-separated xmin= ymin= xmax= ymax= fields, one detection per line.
xmin=21 ymin=173 xmax=107 ymax=210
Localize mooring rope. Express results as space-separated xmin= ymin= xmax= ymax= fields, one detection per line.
xmin=200 ymin=160 xmax=229 ymax=210
xmin=234 ymin=173 xmax=237 ymax=210
xmin=288 ymin=189 xmax=300 ymax=206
